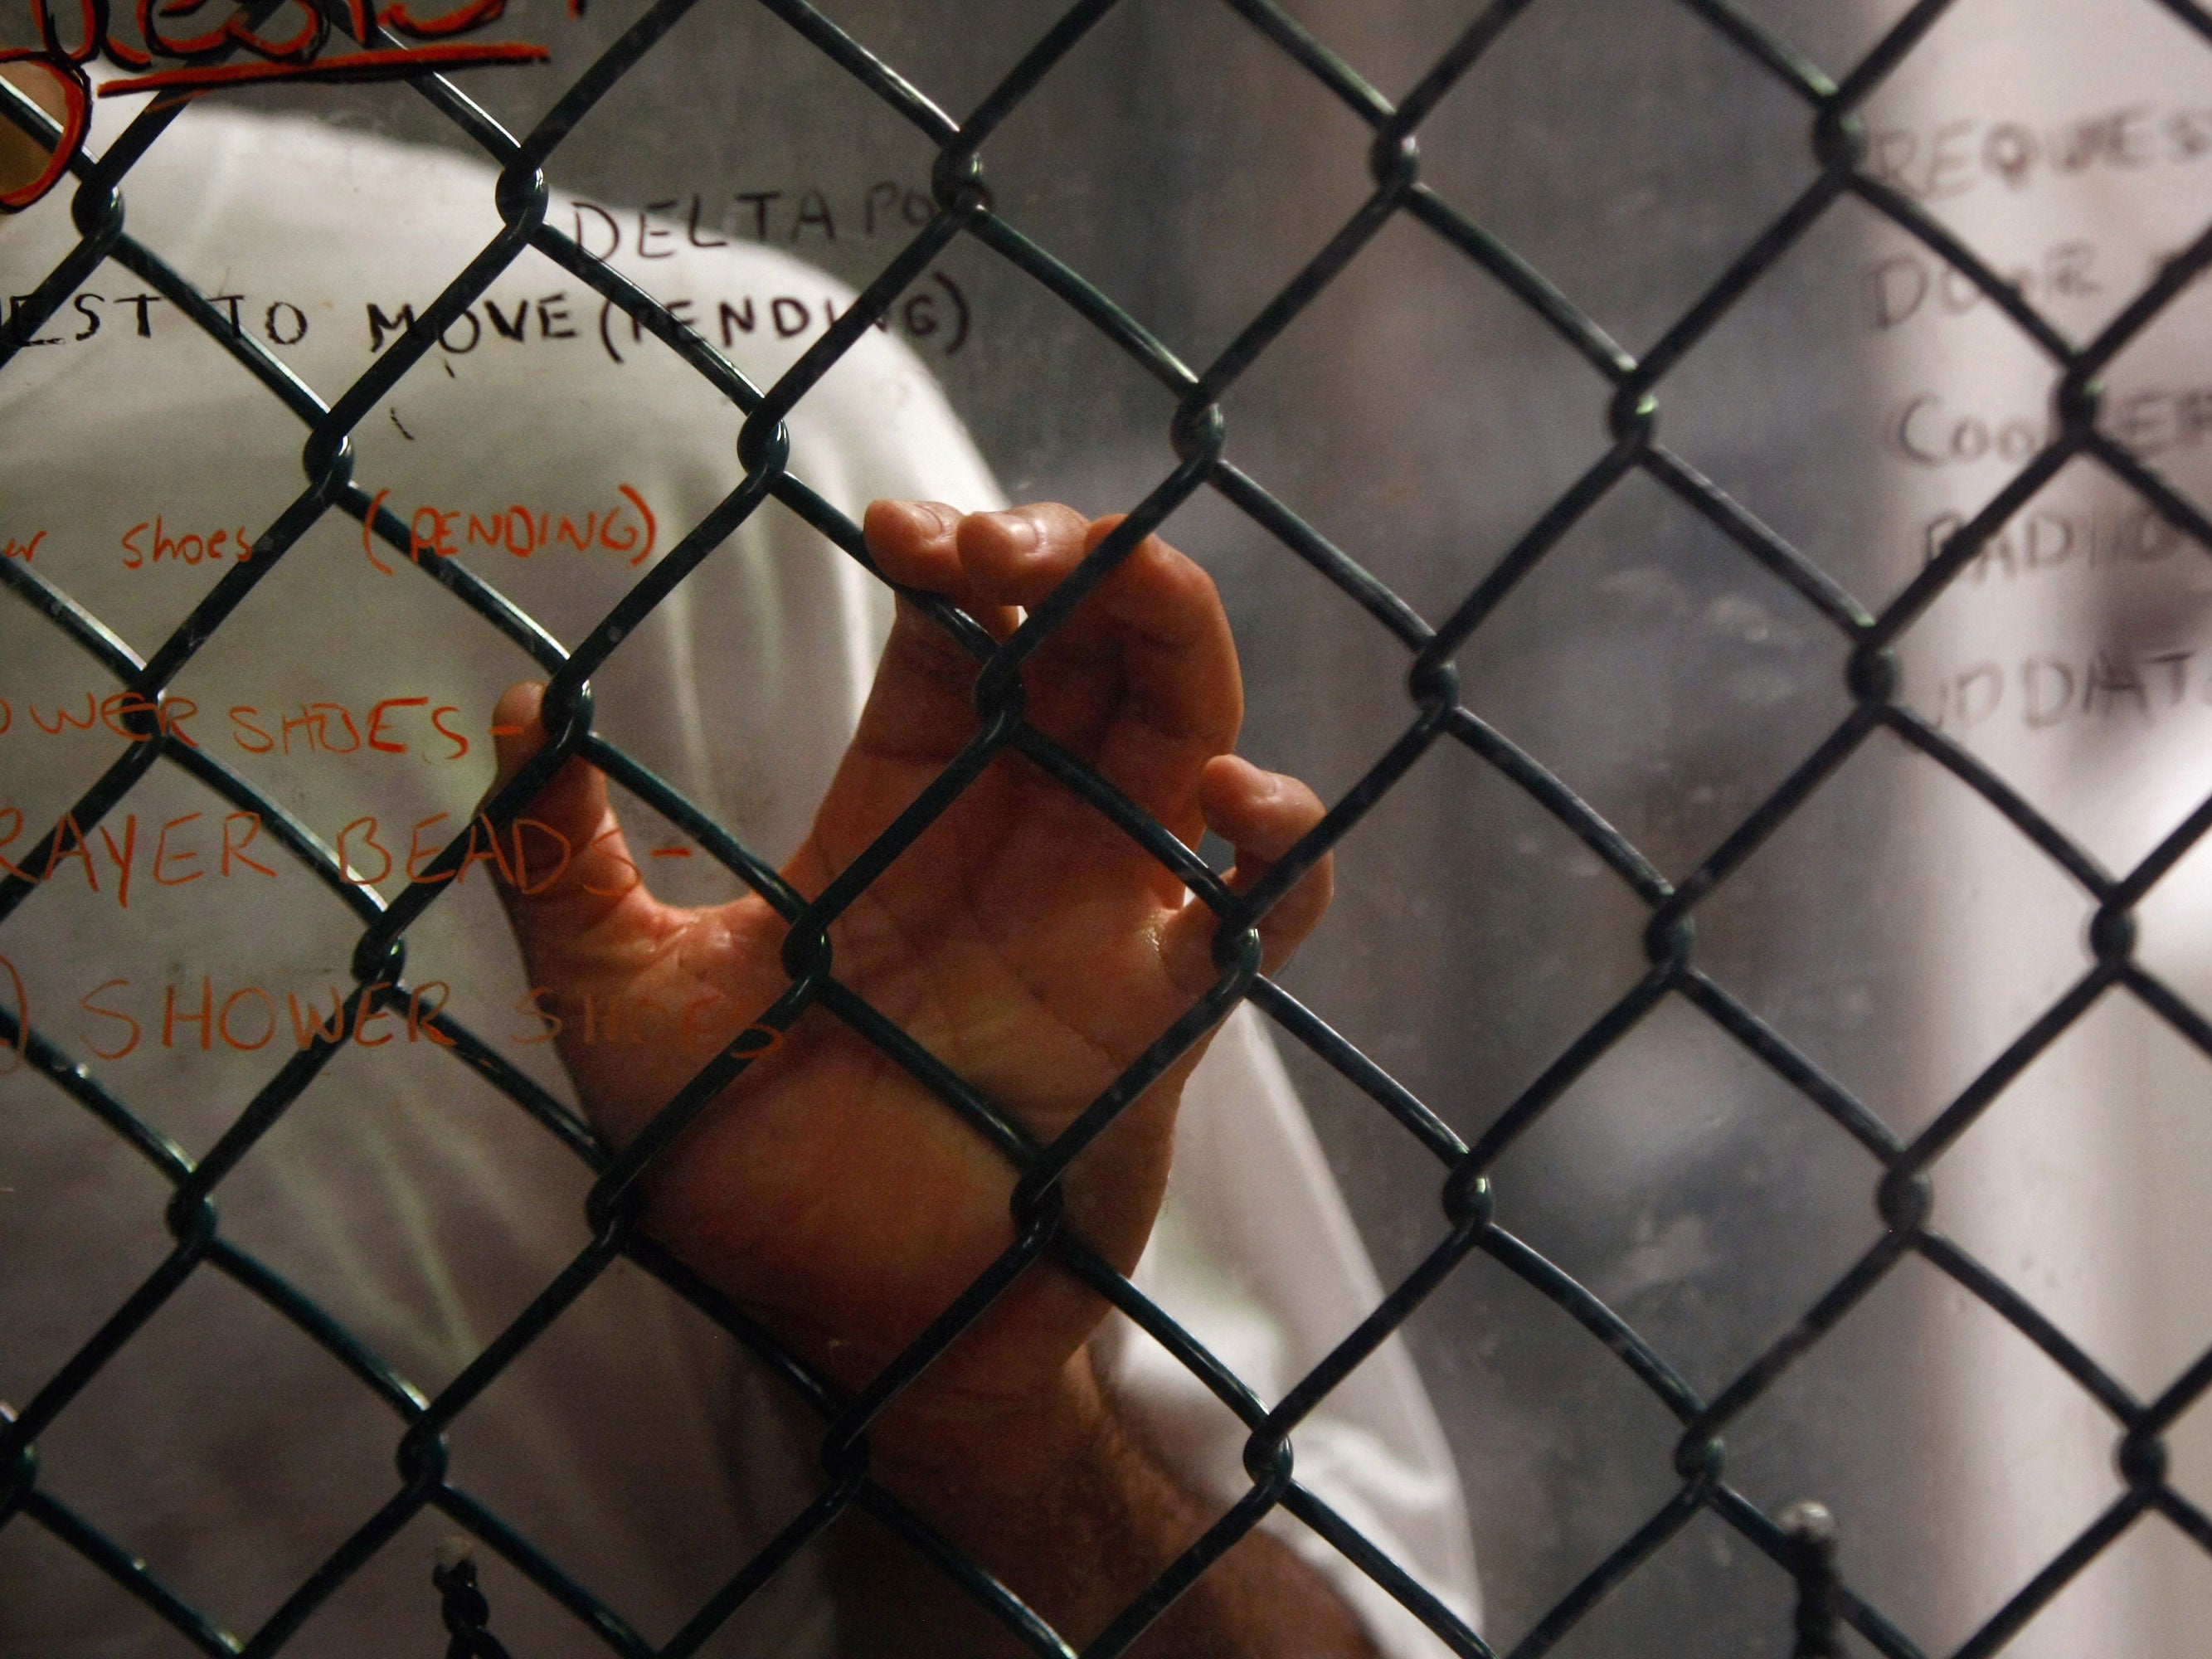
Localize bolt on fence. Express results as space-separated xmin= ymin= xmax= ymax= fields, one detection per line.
xmin=2 ymin=0 xmax=2212 ymax=1655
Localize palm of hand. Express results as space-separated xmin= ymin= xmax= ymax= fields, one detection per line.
xmin=490 ymin=502 xmax=1330 ymax=1414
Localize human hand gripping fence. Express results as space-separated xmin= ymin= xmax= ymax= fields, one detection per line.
xmin=475 ymin=500 xmax=1354 ymax=1652
xmin=481 ymin=501 xmax=1334 ymax=1418
xmin=4 ymin=1 xmax=2212 ymax=1657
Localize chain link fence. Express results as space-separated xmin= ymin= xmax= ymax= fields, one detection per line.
xmin=2 ymin=0 xmax=2210 ymax=1653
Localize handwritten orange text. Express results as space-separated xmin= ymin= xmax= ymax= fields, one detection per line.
xmin=0 ymin=693 xmax=486 ymax=762
xmin=121 ymin=516 xmax=253 ymax=567
xmin=0 ymin=2 xmax=565 ymax=219
xmin=0 ymin=806 xmax=692 ymax=910
xmin=0 ymin=958 xmax=787 ymax=1062
xmin=362 ymin=487 xmax=657 ymax=572
xmin=0 ymin=807 xmax=275 ymax=906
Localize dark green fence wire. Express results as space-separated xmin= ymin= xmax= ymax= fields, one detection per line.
xmin=5 ymin=0 xmax=2212 ymax=1654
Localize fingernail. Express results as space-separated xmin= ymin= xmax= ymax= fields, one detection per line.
xmin=888 ymin=499 xmax=956 ymax=535
xmin=980 ymin=508 xmax=1039 ymax=554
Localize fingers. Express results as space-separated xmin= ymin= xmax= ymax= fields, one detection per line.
xmin=864 ymin=499 xmax=1015 ymax=635
xmin=484 ymin=681 xmax=654 ymax=968
xmin=1159 ymin=753 xmax=1334 ymax=995
xmin=858 ymin=499 xmax=1243 ymax=834
xmin=1203 ymin=754 xmax=1335 ymax=970
xmin=966 ymin=508 xmax=1243 ymax=766
xmin=853 ymin=499 xmax=1014 ymax=764
xmin=947 ymin=501 xmax=1094 ymax=611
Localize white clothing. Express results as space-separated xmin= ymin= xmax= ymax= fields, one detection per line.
xmin=0 ymin=95 xmax=1475 ymax=1655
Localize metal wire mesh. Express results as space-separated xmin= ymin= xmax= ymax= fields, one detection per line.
xmin=2 ymin=0 xmax=2210 ymax=1654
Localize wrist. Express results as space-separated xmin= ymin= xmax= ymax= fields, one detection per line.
xmin=850 ymin=1342 xmax=1379 ymax=1658
xmin=864 ymin=1347 xmax=1182 ymax=1647
xmin=867 ymin=1345 xmax=1112 ymax=1511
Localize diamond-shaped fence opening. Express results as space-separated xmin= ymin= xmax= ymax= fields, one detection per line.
xmin=3 ymin=0 xmax=2212 ymax=1654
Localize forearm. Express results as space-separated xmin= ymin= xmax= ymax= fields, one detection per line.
xmin=842 ymin=1350 xmax=1382 ymax=1658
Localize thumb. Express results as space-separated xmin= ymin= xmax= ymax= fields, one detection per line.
xmin=484 ymin=681 xmax=650 ymax=967
xmin=1159 ymin=754 xmax=1333 ymax=997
